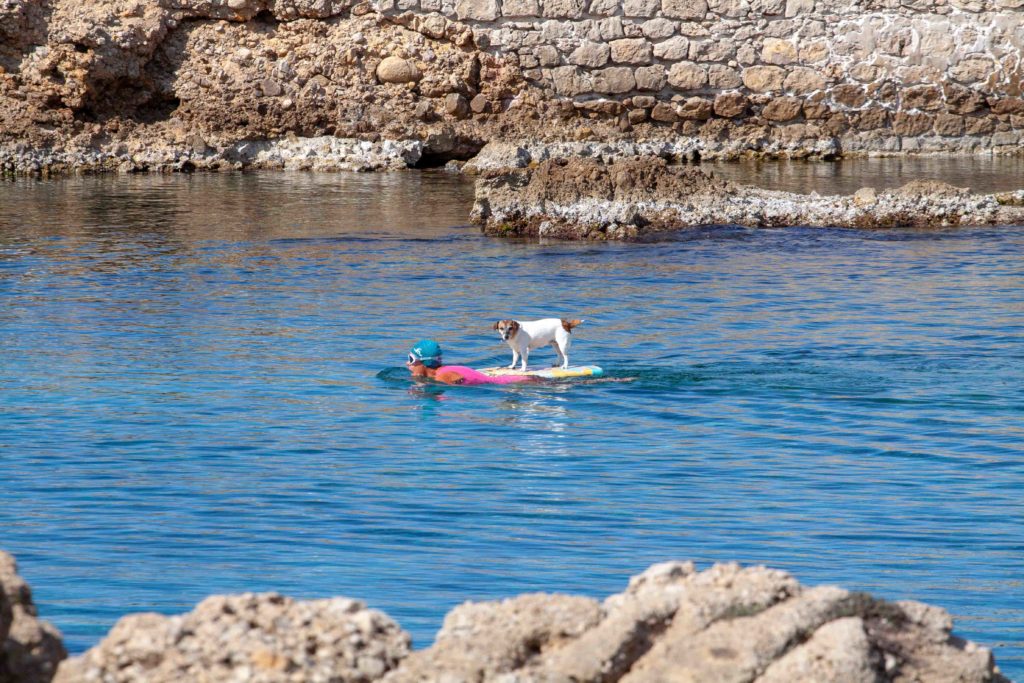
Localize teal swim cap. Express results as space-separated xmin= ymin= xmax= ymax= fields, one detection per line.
xmin=409 ymin=339 xmax=443 ymax=368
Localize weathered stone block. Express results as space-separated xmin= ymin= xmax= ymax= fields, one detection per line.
xmin=708 ymin=64 xmax=742 ymax=89
xmin=949 ymin=58 xmax=992 ymax=84
xmin=964 ymin=115 xmax=996 ymax=135
xmin=893 ymin=111 xmax=935 ymax=136
xmin=635 ymin=64 xmax=667 ymax=90
xmin=624 ymin=0 xmax=661 ymax=15
xmin=690 ymin=39 xmax=736 ymax=62
xmin=944 ymin=83 xmax=986 ymax=114
xmin=802 ymin=100 xmax=830 ymax=119
xmin=741 ymin=65 xmax=785 ymax=92
xmin=934 ymin=113 xmax=965 ymax=136
xmin=992 ymin=97 xmax=1024 ymax=115
xmin=798 ymin=40 xmax=829 ymax=64
xmin=611 ymin=38 xmax=653 ymax=64
xmin=570 ymin=41 xmax=610 ymax=67
xmin=783 ymin=67 xmax=824 ymax=94
xmin=628 ymin=108 xmax=650 ymax=123
xmin=677 ymin=96 xmax=713 ymax=119
xmin=651 ymin=101 xmax=680 ymax=121
xmin=848 ymin=63 xmax=879 ymax=83
xmin=551 ymin=65 xmax=593 ymax=95
xmin=590 ymin=16 xmax=624 ymax=40
xmin=903 ymin=84 xmax=943 ymax=111
xmin=641 ymin=18 xmax=677 ymax=38
xmin=831 ymin=83 xmax=866 ymax=108
xmin=785 ymin=0 xmax=813 ymax=16
xmin=593 ymin=66 xmax=637 ymax=93
xmin=455 ymin=0 xmax=500 ymax=20
xmin=708 ymin=0 xmax=750 ymax=16
xmin=589 ymin=0 xmax=620 ymax=13
xmin=502 ymin=0 xmax=539 ymax=15
xmin=714 ymin=91 xmax=748 ymax=117
xmin=543 ymin=0 xmax=586 ymax=18
xmin=537 ymin=45 xmax=561 ymax=67
xmin=668 ymin=62 xmax=708 ymax=90
xmin=653 ymin=36 xmax=690 ymax=60
xmin=762 ymin=95 xmax=802 ymax=121
xmin=850 ymin=109 xmax=888 ymax=130
xmin=662 ymin=0 xmax=708 ymax=19
xmin=761 ymin=38 xmax=798 ymax=65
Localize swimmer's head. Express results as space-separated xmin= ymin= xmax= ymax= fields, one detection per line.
xmin=408 ymin=339 xmax=443 ymax=368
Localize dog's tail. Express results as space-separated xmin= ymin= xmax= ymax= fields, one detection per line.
xmin=561 ymin=318 xmax=584 ymax=333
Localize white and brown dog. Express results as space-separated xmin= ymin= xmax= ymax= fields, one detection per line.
xmin=493 ymin=318 xmax=583 ymax=371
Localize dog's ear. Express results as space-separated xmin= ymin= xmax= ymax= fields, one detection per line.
xmin=509 ymin=320 xmax=520 ymax=334
xmin=492 ymin=321 xmax=501 ymax=330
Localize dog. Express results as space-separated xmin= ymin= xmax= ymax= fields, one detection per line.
xmin=493 ymin=318 xmax=583 ymax=371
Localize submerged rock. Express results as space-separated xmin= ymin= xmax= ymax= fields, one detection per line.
xmin=0 ymin=551 xmax=66 ymax=683
xmin=472 ymin=156 xmax=1024 ymax=239
xmin=31 ymin=555 xmax=1005 ymax=683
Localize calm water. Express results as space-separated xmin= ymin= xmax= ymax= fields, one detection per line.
xmin=1 ymin=171 xmax=1023 ymax=677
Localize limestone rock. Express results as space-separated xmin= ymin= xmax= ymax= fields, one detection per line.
xmin=761 ymin=37 xmax=798 ymax=65
xmin=543 ymin=0 xmax=587 ymax=18
xmin=445 ymin=93 xmax=470 ymax=119
xmin=784 ymin=67 xmax=826 ymax=94
xmin=55 ymin=593 xmax=411 ymax=683
xmin=667 ymin=62 xmax=708 ymax=90
xmin=714 ymin=91 xmax=748 ymax=117
xmin=742 ymin=65 xmax=786 ymax=92
xmin=455 ymin=0 xmax=499 ymax=20
xmin=707 ymin=64 xmax=742 ymax=89
xmin=473 ymin=155 xmax=1024 ymax=239
xmin=624 ymin=0 xmax=662 ymax=16
xmin=376 ymin=56 xmax=422 ymax=84
xmin=0 ymin=551 xmax=67 ymax=683
xmin=610 ymin=38 xmax=653 ymax=65
xmin=653 ymin=35 xmax=690 ymax=60
xmin=570 ymin=41 xmax=611 ymax=67
xmin=593 ymin=66 xmax=636 ymax=94
xmin=635 ymin=65 xmax=667 ymax=90
xmin=762 ymin=95 xmax=803 ymax=121
xmin=662 ymin=0 xmax=708 ymax=19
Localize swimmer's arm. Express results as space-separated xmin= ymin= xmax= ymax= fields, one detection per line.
xmin=433 ymin=370 xmax=465 ymax=385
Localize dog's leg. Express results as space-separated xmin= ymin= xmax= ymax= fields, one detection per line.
xmin=551 ymin=341 xmax=565 ymax=368
xmin=520 ymin=348 xmax=529 ymax=371
xmin=559 ymin=335 xmax=571 ymax=369
xmin=508 ymin=349 xmax=519 ymax=369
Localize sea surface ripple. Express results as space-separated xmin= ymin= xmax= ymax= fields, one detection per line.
xmin=1 ymin=171 xmax=1022 ymax=676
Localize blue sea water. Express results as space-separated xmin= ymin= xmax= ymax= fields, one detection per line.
xmin=1 ymin=171 xmax=1022 ymax=677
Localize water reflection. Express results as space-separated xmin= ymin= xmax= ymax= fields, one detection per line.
xmin=704 ymin=156 xmax=1024 ymax=195
xmin=1 ymin=172 xmax=1023 ymax=678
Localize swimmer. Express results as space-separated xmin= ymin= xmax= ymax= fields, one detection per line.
xmin=406 ymin=340 xmax=536 ymax=386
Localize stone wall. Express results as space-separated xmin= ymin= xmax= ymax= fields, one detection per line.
xmin=379 ymin=0 xmax=1024 ymax=154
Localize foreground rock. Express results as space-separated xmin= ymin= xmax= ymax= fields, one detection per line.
xmin=45 ymin=560 xmax=1007 ymax=683
xmin=0 ymin=552 xmax=66 ymax=683
xmin=472 ymin=156 xmax=1024 ymax=239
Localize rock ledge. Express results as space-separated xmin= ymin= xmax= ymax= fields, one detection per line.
xmin=472 ymin=156 xmax=1024 ymax=239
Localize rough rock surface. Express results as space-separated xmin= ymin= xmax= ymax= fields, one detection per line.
xmin=2 ymin=0 xmax=1024 ymax=175
xmin=0 ymin=552 xmax=66 ymax=683
xmin=53 ymin=593 xmax=410 ymax=683
xmin=472 ymin=156 xmax=1024 ymax=239
xmin=44 ymin=558 xmax=1009 ymax=683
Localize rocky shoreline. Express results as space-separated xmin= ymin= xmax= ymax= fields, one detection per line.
xmin=470 ymin=156 xmax=1024 ymax=239
xmin=1 ymin=549 xmax=1010 ymax=682
xmin=4 ymin=0 xmax=1024 ymax=178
